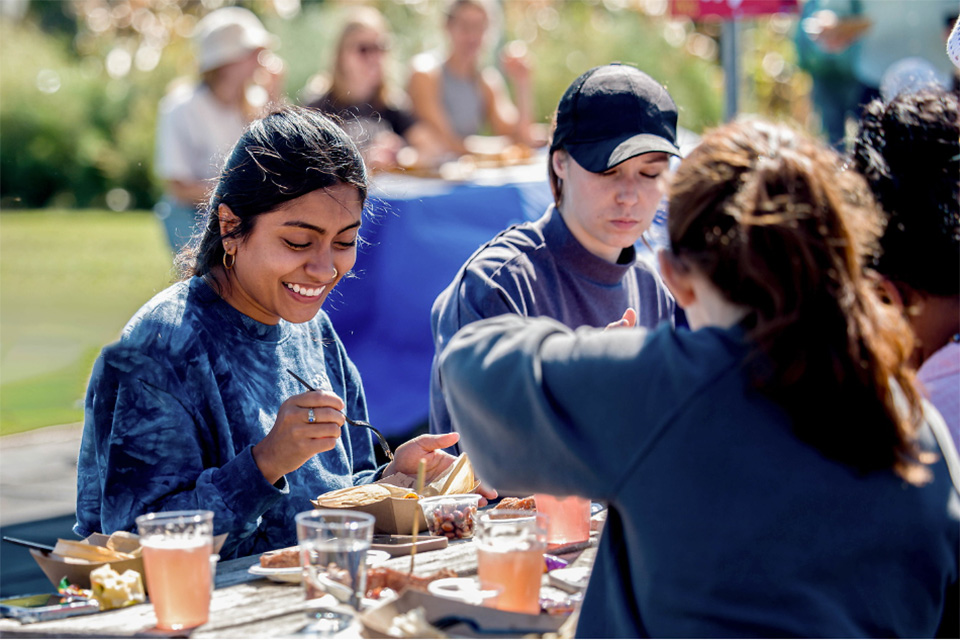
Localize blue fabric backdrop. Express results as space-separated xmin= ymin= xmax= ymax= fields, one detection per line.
xmin=325 ymin=168 xmax=554 ymax=437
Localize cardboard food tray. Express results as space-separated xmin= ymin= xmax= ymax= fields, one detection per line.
xmin=360 ymin=589 xmax=566 ymax=639
xmin=31 ymin=532 xmax=227 ymax=591
xmin=351 ymin=495 xmax=429 ymax=536
xmin=332 ymin=479 xmax=481 ymax=536
xmin=314 ymin=455 xmax=481 ymax=535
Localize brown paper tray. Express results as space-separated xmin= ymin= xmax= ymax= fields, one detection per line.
xmin=31 ymin=532 xmax=227 ymax=591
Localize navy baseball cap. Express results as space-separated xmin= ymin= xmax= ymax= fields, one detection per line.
xmin=551 ymin=63 xmax=681 ymax=172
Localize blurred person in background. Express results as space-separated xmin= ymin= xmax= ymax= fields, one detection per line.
xmin=849 ymin=0 xmax=956 ymax=105
xmin=407 ymin=0 xmax=544 ymax=158
xmin=154 ymin=6 xmax=285 ymax=254
xmin=303 ymin=6 xmax=442 ymax=172
xmin=794 ymin=0 xmax=869 ymax=148
xmin=851 ymin=87 xmax=960 ymax=449
xmin=429 ymin=64 xmax=680 ymax=452
xmin=440 ymin=117 xmax=959 ymax=638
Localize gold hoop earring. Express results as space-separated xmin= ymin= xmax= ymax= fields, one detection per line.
xmin=223 ymin=252 xmax=236 ymax=270
xmin=332 ymin=267 xmax=338 ymax=279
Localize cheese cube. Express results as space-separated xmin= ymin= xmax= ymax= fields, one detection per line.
xmin=90 ymin=563 xmax=146 ymax=610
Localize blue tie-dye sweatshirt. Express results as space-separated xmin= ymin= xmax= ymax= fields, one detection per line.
xmin=75 ymin=277 xmax=381 ymax=559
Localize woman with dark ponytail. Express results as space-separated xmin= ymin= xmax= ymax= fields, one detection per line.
xmin=440 ymin=118 xmax=958 ymax=638
xmin=76 ymin=106 xmax=493 ymax=560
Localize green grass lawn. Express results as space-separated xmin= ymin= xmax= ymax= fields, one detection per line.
xmin=0 ymin=210 xmax=176 ymax=436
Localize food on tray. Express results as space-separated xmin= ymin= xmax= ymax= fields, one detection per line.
xmin=89 ymin=563 xmax=146 ymax=611
xmin=259 ymin=546 xmax=300 ymax=569
xmin=495 ymin=495 xmax=537 ymax=511
xmin=314 ymin=454 xmax=478 ymax=507
xmin=314 ymin=482 xmax=416 ymax=508
xmin=53 ymin=538 xmax=136 ymax=563
xmin=58 ymin=578 xmax=93 ymax=599
xmin=365 ymin=566 xmax=457 ymax=600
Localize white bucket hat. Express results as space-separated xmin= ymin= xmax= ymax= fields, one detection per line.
xmin=194 ymin=7 xmax=278 ymax=73
xmin=948 ymin=15 xmax=960 ymax=71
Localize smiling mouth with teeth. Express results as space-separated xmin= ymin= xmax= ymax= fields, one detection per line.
xmin=285 ymin=282 xmax=325 ymax=298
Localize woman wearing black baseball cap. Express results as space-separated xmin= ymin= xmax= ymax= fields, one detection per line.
xmin=430 ymin=63 xmax=683 ymax=448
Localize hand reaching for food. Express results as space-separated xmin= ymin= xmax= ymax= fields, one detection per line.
xmin=385 ymin=433 xmax=498 ymax=504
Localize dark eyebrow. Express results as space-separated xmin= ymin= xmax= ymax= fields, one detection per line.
xmin=281 ymin=220 xmax=361 ymax=235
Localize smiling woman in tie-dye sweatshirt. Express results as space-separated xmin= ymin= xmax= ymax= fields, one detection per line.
xmin=75 ymin=106 xmax=488 ymax=559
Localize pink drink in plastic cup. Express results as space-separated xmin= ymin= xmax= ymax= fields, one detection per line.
xmin=136 ymin=510 xmax=214 ymax=631
xmin=534 ymin=494 xmax=590 ymax=547
xmin=476 ymin=546 xmax=544 ymax=614
xmin=141 ymin=538 xmax=213 ymax=629
xmin=476 ymin=510 xmax=548 ymax=615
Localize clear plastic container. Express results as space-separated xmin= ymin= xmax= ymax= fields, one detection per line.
xmin=419 ymin=494 xmax=482 ymax=540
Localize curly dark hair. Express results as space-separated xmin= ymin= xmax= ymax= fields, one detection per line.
xmin=667 ymin=117 xmax=929 ymax=484
xmin=851 ymin=87 xmax=959 ymax=296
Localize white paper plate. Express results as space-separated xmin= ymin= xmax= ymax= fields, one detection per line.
xmin=248 ymin=549 xmax=392 ymax=583
xmin=248 ymin=564 xmax=302 ymax=583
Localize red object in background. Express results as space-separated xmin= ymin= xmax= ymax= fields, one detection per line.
xmin=670 ymin=0 xmax=799 ymax=19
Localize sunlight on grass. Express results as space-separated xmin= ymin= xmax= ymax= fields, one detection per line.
xmin=0 ymin=210 xmax=175 ymax=435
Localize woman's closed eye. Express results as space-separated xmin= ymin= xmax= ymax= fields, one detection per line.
xmin=601 ymin=169 xmax=662 ymax=180
xmin=284 ymin=239 xmax=311 ymax=250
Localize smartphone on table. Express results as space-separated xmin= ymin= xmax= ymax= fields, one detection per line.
xmin=0 ymin=593 xmax=100 ymax=623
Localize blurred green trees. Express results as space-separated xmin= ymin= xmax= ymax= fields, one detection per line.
xmin=0 ymin=0 xmax=807 ymax=211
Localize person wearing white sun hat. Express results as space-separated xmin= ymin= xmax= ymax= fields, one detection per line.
xmin=153 ymin=6 xmax=285 ymax=254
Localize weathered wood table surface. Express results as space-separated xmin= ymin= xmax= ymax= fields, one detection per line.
xmin=0 ymin=533 xmax=597 ymax=639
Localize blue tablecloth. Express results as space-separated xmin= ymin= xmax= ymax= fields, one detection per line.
xmin=325 ymin=162 xmax=555 ymax=437
xmin=327 ymin=133 xmax=698 ymax=438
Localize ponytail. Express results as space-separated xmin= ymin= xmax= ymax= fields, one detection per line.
xmin=668 ymin=118 xmax=929 ymax=483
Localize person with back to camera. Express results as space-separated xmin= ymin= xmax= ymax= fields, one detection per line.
xmin=439 ymin=117 xmax=959 ymax=637
xmin=407 ymin=0 xmax=543 ymax=158
xmin=154 ymin=6 xmax=285 ymax=254
xmin=429 ymin=63 xmax=681 ymax=453
xmin=850 ymin=87 xmax=960 ymax=450
xmin=304 ymin=6 xmax=442 ymax=172
xmin=76 ymin=106 xmax=495 ymax=560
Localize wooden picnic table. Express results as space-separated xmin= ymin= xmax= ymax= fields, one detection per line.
xmin=0 ymin=532 xmax=597 ymax=638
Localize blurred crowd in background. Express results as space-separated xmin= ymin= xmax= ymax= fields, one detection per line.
xmin=1 ymin=0 xmax=956 ymax=217
xmin=0 ymin=0 xmax=840 ymax=213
